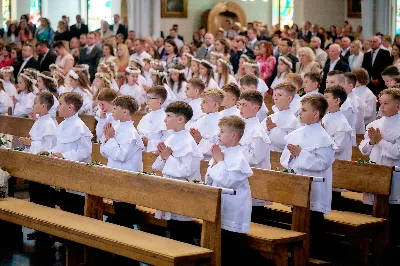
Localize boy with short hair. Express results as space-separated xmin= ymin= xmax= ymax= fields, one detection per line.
xmin=240 ymin=74 xmax=269 ymax=122
xmin=323 ymin=85 xmax=354 ymax=160
xmin=205 ymin=115 xmax=253 ymax=265
xmin=272 ymin=73 xmax=303 ymax=115
xmin=185 ymin=78 xmax=205 ymax=127
xmin=220 ymin=83 xmax=241 ymax=118
xmin=381 ymin=65 xmax=400 ymax=88
xmin=344 ymin=72 xmax=367 ymax=134
xmin=152 ymin=101 xmax=203 ymax=241
xmin=352 ymin=67 xmax=377 ymax=125
xmin=95 ymin=88 xmax=118 ymax=142
xmin=264 ymin=82 xmax=300 ymax=152
xmin=302 ymin=72 xmax=321 ymax=98
xmin=100 ymin=95 xmax=144 ymax=228
xmin=189 ymin=89 xmax=224 ymax=160
xmin=137 ymin=85 xmax=171 ymax=152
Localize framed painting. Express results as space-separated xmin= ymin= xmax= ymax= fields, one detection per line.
xmin=347 ymin=0 xmax=362 ymax=18
xmin=161 ymin=0 xmax=188 ymax=18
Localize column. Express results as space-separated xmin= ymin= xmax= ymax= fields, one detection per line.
xmin=152 ymin=0 xmax=161 ymax=38
xmin=375 ymin=0 xmax=391 ymax=34
xmin=111 ymin=0 xmax=122 ymax=17
xmin=134 ymin=0 xmax=140 ymax=36
xmin=361 ymin=0 xmax=374 ymax=39
xmin=142 ymin=0 xmax=151 ymax=36
xmin=12 ymin=0 xmax=30 ymax=20
xmin=80 ymin=0 xmax=88 ymax=26
xmin=139 ymin=0 xmax=146 ymax=37
xmin=41 ymin=0 xmax=49 ymax=19
xmin=127 ymin=0 xmax=134 ymax=32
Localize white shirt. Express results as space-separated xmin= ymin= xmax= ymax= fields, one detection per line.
xmin=219 ymin=105 xmax=240 ymax=119
xmin=71 ymin=87 xmax=93 ymax=115
xmin=190 ymin=112 xmax=220 ymax=160
xmin=27 ymin=114 xmax=57 ymax=154
xmin=0 ymin=90 xmax=12 ymax=114
xmin=341 ymin=47 xmax=350 ymax=57
xmin=4 ymin=82 xmax=17 ymax=98
xmin=119 ymin=83 xmax=146 ymax=107
xmin=173 ymin=38 xmax=184 ymax=50
xmin=18 ymin=56 xmax=33 ymax=75
xmin=201 ymin=76 xmax=219 ymax=90
xmin=270 ymin=73 xmax=286 ymax=90
xmin=257 ymin=78 xmax=269 ymax=95
xmin=348 ymin=52 xmax=364 ymax=70
xmin=100 ymin=120 xmax=144 ymax=172
xmin=112 ymin=23 xmax=119 ymax=35
xmin=129 ymin=51 xmax=152 ymax=63
xmin=353 ymin=85 xmax=377 ymax=125
xmin=329 ymin=58 xmax=340 ymax=71
xmin=171 ymin=81 xmax=188 ymax=102
xmin=371 ymin=48 xmax=380 ymax=66
xmin=281 ymin=122 xmax=336 ymax=214
xmin=13 ymin=91 xmax=35 ymax=117
xmin=256 ymin=102 xmax=269 ymax=123
xmin=217 ymin=74 xmax=237 ymax=88
xmin=205 ymin=145 xmax=253 ymax=233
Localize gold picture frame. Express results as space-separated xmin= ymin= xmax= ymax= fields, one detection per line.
xmin=347 ymin=0 xmax=362 ymax=18
xmin=161 ymin=0 xmax=188 ymax=18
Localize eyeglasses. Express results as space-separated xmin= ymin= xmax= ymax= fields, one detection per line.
xmin=146 ymin=97 xmax=159 ymax=100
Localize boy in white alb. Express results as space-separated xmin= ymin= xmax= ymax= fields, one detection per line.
xmin=137 ymin=86 xmax=171 ymax=152
xmin=205 ymin=116 xmax=253 ymax=265
xmin=323 ymin=85 xmax=354 ymax=160
xmin=238 ymin=90 xmax=271 ymax=222
xmin=352 ymin=68 xmax=377 ymax=125
xmin=189 ymin=89 xmax=223 ymax=160
xmin=101 ymin=95 xmax=144 ymax=228
xmin=45 ymin=92 xmax=93 ymax=215
xmin=344 ymin=72 xmax=367 ymax=134
xmin=264 ymin=83 xmax=300 ymax=152
xmin=240 ymin=74 xmax=269 ymax=122
xmin=95 ymin=88 xmax=117 ymax=142
xmin=219 ymin=83 xmax=241 ymax=119
xmin=185 ymin=78 xmax=205 ymax=127
xmin=152 ymin=101 xmax=203 ymax=242
xmin=302 ymin=72 xmax=321 ymax=99
xmin=281 ymin=94 xmax=335 ymax=254
xmin=279 ymin=73 xmax=303 ymax=116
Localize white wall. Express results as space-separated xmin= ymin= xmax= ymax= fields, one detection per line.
xmin=46 ymin=0 xmax=81 ymax=29
xmin=344 ymin=1 xmax=362 ymax=29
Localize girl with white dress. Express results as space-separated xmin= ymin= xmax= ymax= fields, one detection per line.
xmin=0 ymin=66 xmax=17 ymax=98
xmin=181 ymin=53 xmax=193 ymax=80
xmin=216 ymin=58 xmax=236 ymax=88
xmin=0 ymin=78 xmax=12 ymax=115
xmin=12 ymin=73 xmax=35 ymax=117
xmin=199 ymin=60 xmax=219 ymax=90
xmin=270 ymin=56 xmax=292 ymax=90
xmin=68 ymin=70 xmax=93 ymax=115
xmin=210 ymin=51 xmax=224 ymax=79
xmin=97 ymin=62 xmax=119 ymax=92
xmin=168 ymin=65 xmax=188 ymax=102
xmin=92 ymin=72 xmax=112 ymax=114
xmin=243 ymin=59 xmax=269 ymax=96
xmin=190 ymin=58 xmax=201 ymax=79
xmin=119 ymin=67 xmax=146 ymax=108
xmin=36 ymin=71 xmax=60 ymax=119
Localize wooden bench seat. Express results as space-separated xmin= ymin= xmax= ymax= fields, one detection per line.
xmin=341 ymin=191 xmax=363 ymax=202
xmin=0 ymin=197 xmax=213 ymax=266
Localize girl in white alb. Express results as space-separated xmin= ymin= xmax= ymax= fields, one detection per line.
xmin=243 ymin=60 xmax=270 ymax=96
xmin=13 ymin=73 xmax=35 ymax=117
xmin=199 ymin=60 xmax=219 ymax=90
xmin=0 ymin=79 xmax=12 ymax=115
xmin=181 ymin=53 xmax=193 ymax=80
xmin=168 ymin=65 xmax=188 ymax=102
xmin=149 ymin=66 xmax=177 ymax=108
xmin=68 ymin=70 xmax=93 ymax=115
xmin=119 ymin=67 xmax=146 ymax=107
xmin=36 ymin=72 xmax=60 ymax=119
xmin=0 ymin=67 xmax=17 ymax=98
xmin=216 ymin=58 xmax=237 ymax=88
xmin=270 ymin=57 xmax=292 ymax=90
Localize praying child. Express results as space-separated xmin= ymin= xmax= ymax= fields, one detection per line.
xmin=352 ymin=67 xmax=377 ymax=125
xmin=137 ymin=86 xmax=171 ymax=152
xmin=219 ymin=83 xmax=241 ymax=119
xmin=95 ymin=88 xmax=118 ymax=143
xmin=322 ymin=85 xmax=354 ymax=160
xmin=240 ymin=74 xmax=269 ymax=122
xmin=185 ymin=78 xmax=205 ymax=127
xmin=264 ymin=82 xmax=300 ymax=152
xmin=344 ymin=72 xmax=367 ymax=134
xmin=12 ymin=73 xmax=35 ymax=117
xmin=205 ymin=116 xmax=253 ymax=265
xmin=189 ymin=89 xmax=224 ymax=160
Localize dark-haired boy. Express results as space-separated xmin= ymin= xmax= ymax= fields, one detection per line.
xmin=95 ymin=88 xmax=118 ymax=142
xmin=219 ymin=83 xmax=240 ymax=118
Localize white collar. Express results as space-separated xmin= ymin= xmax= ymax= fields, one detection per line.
xmin=165 ymin=129 xmax=203 ymax=158
xmin=322 ymin=111 xmax=353 ymax=134
xmin=137 ymin=108 xmax=167 ymax=135
xmin=240 ymin=116 xmax=271 ymax=145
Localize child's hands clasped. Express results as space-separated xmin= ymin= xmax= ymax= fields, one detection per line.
xmin=190 ymin=128 xmax=202 ymax=144
xmin=211 ymin=144 xmax=224 ymax=165
xmin=157 ymin=142 xmax=172 ymax=160
xmin=287 ymin=144 xmax=302 ymax=157
xmin=104 ymin=122 xmax=115 ymax=141
xmin=368 ymin=127 xmax=382 ymax=145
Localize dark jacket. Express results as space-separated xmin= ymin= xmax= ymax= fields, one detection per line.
xmin=109 ymin=24 xmax=127 ymax=39
xmin=320 ymin=59 xmax=351 ymax=93
xmin=230 ymin=48 xmax=254 ymax=74
xmin=38 ymin=50 xmax=57 ymax=72
xmin=361 ymin=48 xmax=391 ymax=94
xmin=78 ymin=46 xmax=102 ymax=81
xmin=14 ymin=57 xmax=39 ymax=80
xmin=70 ymin=23 xmax=89 ymax=39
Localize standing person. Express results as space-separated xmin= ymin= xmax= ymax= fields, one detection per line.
xmin=35 ymin=18 xmax=54 ymax=43
xmin=54 ymin=20 xmax=72 ymax=42
xmin=256 ymin=41 xmax=276 ymax=85
xmin=161 ymin=39 xmax=180 ymax=69
xmin=18 ymin=18 xmax=32 ymax=42
xmin=196 ymin=33 xmax=215 ymax=60
xmin=320 ymin=44 xmax=350 ymax=93
xmin=100 ymin=21 xmax=113 ymax=40
xmin=54 ymin=41 xmax=74 ymax=75
xmin=15 ymin=44 xmax=39 ymax=80
xmin=348 ymin=40 xmax=364 ymax=71
xmin=110 ymin=14 xmax=127 ymax=40
xmin=36 ymin=41 xmax=57 ymax=72
xmin=70 ymin=15 xmax=88 ymax=39
xmin=361 ymin=36 xmax=391 ymax=94
xmin=340 ymin=37 xmax=351 ymax=63
xmin=78 ymin=32 xmax=102 ymax=81
xmin=4 ymin=23 xmax=19 ymax=45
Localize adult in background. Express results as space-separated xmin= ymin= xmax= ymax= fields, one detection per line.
xmin=161 ymin=39 xmax=179 ymax=69
xmin=296 ymin=46 xmax=320 ymax=78
xmin=298 ymin=21 xmax=312 ymax=40
xmin=320 ymin=43 xmax=350 ymax=93
xmin=110 ymin=14 xmax=127 ymax=40
xmin=69 ymin=37 xmax=80 ymax=54
xmin=391 ymin=44 xmax=400 ymax=71
xmin=54 ymin=20 xmax=72 ymax=42
xmin=230 ymin=35 xmax=254 ymax=74
xmin=11 ymin=47 xmax=22 ymax=77
xmin=340 ymin=37 xmax=351 ymax=63
xmin=115 ymin=43 xmax=129 ymax=85
xmin=168 ymin=29 xmax=183 ymax=50
xmin=78 ymin=31 xmax=102 ymax=81
xmin=310 ymin=36 xmax=327 ymax=68
xmin=268 ymin=37 xmax=298 ymax=86
xmin=311 ymin=24 xmax=325 ymax=48
xmin=348 ymin=40 xmax=364 ymax=71
xmin=54 ymin=41 xmax=74 ymax=75
xmin=214 ymin=38 xmax=231 ymax=60
xmin=79 ymin=33 xmax=88 ymax=48
xmin=155 ymin=37 xmax=165 ymax=58
xmin=0 ymin=45 xmax=14 ymax=68
xmin=196 ymin=33 xmax=215 ymax=60
xmin=70 ymin=15 xmax=88 ymax=39
xmin=256 ymin=41 xmax=276 ymax=85
xmin=191 ymin=32 xmax=202 ymax=49
xmin=4 ymin=22 xmax=19 ymax=45
xmin=125 ymin=38 xmax=135 ymax=56
xmin=18 ymin=19 xmax=32 ymax=42
xmin=36 ymin=41 xmax=57 ymax=72
xmin=15 ymin=44 xmax=39 ymax=80
xmin=35 ymin=18 xmax=54 ymax=43
xmin=129 ymin=39 xmax=152 ymax=62
xmin=361 ymin=36 xmax=391 ymax=94
xmin=99 ymin=44 xmax=116 ymax=64
xmin=247 ymin=29 xmax=259 ymax=51
xmin=100 ymin=21 xmax=113 ymax=40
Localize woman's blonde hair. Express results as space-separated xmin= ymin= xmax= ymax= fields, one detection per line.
xmin=298 ymin=46 xmax=316 ymax=62
xmin=115 ymin=44 xmax=129 ymax=70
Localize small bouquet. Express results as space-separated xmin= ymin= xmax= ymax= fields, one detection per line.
xmin=0 ymin=167 xmax=10 ymax=198
xmin=0 ymin=135 xmax=11 ymax=148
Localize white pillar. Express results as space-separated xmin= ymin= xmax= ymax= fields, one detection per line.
xmin=152 ymin=0 xmax=161 ymax=39
xmin=12 ymin=0 xmax=30 ymax=20
xmin=142 ymin=0 xmax=151 ymax=37
xmin=127 ymin=0 xmax=134 ymax=32
xmin=375 ymin=0 xmax=390 ymax=34
xmin=361 ymin=0 xmax=374 ymax=40
xmin=111 ymin=0 xmax=122 ymax=18
xmin=41 ymin=0 xmax=49 ymax=19
xmin=80 ymin=0 xmax=88 ymax=26
xmin=139 ymin=0 xmax=146 ymax=37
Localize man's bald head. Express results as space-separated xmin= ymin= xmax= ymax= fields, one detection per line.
xmin=204 ymin=33 xmax=215 ymax=46
xmin=328 ymin=44 xmax=341 ymax=61
xmin=370 ymin=36 xmax=381 ymax=50
xmin=341 ymin=37 xmax=351 ymax=49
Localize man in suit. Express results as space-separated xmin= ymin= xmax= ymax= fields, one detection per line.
xmin=70 ymin=15 xmax=88 ymax=39
xmin=78 ymin=32 xmax=102 ymax=82
xmin=110 ymin=14 xmax=127 ymax=40
xmin=35 ymin=41 xmax=57 ymax=72
xmin=340 ymin=37 xmax=351 ymax=64
xmin=230 ymin=35 xmax=254 ymax=74
xmin=196 ymin=33 xmax=215 ymax=60
xmin=268 ymin=38 xmax=298 ymax=87
xmin=14 ymin=44 xmax=39 ymax=80
xmin=247 ymin=29 xmax=259 ymax=51
xmin=361 ymin=36 xmax=391 ymax=94
xmin=298 ymin=21 xmax=312 ymax=40
xmin=320 ymin=43 xmax=350 ymax=93
xmin=155 ymin=37 xmax=165 ymax=58
xmin=310 ymin=36 xmax=328 ymax=68
xmin=311 ymin=24 xmax=325 ymax=48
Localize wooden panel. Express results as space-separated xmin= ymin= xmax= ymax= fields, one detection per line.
xmin=92 ymin=144 xmax=107 ymax=165
xmin=0 ymin=115 xmax=33 ymax=137
xmin=0 ymin=149 xmax=220 ymax=222
xmin=356 ymin=134 xmax=363 ymax=146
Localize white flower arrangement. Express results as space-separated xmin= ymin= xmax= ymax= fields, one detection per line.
xmin=200 ymin=59 xmax=214 ymax=68
xmin=125 ymin=67 xmax=141 ymax=75
xmin=0 ymin=66 xmax=14 ymax=73
xmin=149 ymin=68 xmax=167 ymax=77
xmin=68 ymin=70 xmax=79 ymax=80
xmin=168 ymin=68 xmax=185 ymax=74
xmin=243 ymin=61 xmax=260 ymax=69
xmin=217 ymin=58 xmax=233 ymax=70
xmin=37 ymin=72 xmax=57 ymax=83
xmin=19 ymin=73 xmax=37 ymax=85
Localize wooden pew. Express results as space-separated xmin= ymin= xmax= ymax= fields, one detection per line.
xmin=0 ymin=149 xmax=223 ymax=266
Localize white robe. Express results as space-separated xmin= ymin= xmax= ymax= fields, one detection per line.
xmin=359 ymin=113 xmax=400 ymax=204
xmin=264 ymin=109 xmax=300 ymax=152
xmin=219 ymin=105 xmax=240 ymax=119
xmin=281 ymin=122 xmax=336 ymax=214
xmin=301 ymin=90 xmax=320 ymax=99
xmin=217 ymin=74 xmax=237 ymax=88
xmin=137 ymin=108 xmax=171 ymax=152
xmin=71 ymin=87 xmax=93 ymax=115
xmin=162 ymin=84 xmax=177 ymax=109
xmin=201 ymin=76 xmax=219 ymax=90
xmin=171 ymin=81 xmax=188 ymax=102
xmin=0 ymin=90 xmax=12 ymax=114
xmin=100 ymin=120 xmax=144 ymax=172
xmin=190 ymin=112 xmax=220 ymax=160
xmin=256 ymin=102 xmax=269 ymax=122
xmin=273 ymin=93 xmax=302 ymax=117
xmin=348 ymin=91 xmax=367 ymax=134
xmin=119 ymin=83 xmax=146 ymax=108
xmin=111 ymin=78 xmax=119 ymax=92
xmin=353 ymin=85 xmax=377 ymax=126
xmin=205 ymin=145 xmax=253 ymax=233
xmin=95 ymin=112 xmax=114 ymax=143
xmin=152 ymin=129 xmax=204 ymax=221
xmin=322 ymin=111 xmax=353 ymax=160
xmin=257 ymin=78 xmax=269 ymax=96
xmin=57 ymin=85 xmax=70 ymax=95
xmin=340 ymin=97 xmax=357 ymax=145
xmin=186 ymin=98 xmax=204 ymax=128
xmin=13 ymin=91 xmax=35 ymax=117
xmin=4 ymin=81 xmax=17 ymax=98
xmin=27 ymin=114 xmax=57 ymax=154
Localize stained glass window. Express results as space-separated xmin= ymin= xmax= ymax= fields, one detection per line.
xmin=2 ymin=0 xmax=10 ymax=29
xmin=30 ymin=0 xmax=41 ymax=24
xmin=88 ymin=0 xmax=111 ymax=31
xmin=397 ymin=0 xmax=400 ymax=34
xmin=279 ymin=0 xmax=294 ymax=29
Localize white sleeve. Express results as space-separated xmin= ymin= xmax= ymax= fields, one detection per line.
xmin=100 ymin=138 xmax=139 ymax=162
xmin=269 ymin=127 xmax=290 ymax=151
xmin=0 ymin=102 xmax=8 ymax=114
xmin=198 ymin=135 xmax=218 ymax=158
xmin=163 ymin=153 xmax=199 ymax=179
xmin=359 ymin=132 xmax=373 ymax=155
xmin=13 ymin=97 xmax=34 ymax=117
xmin=242 ymin=137 xmax=269 ymax=165
xmin=377 ymin=138 xmax=400 ymax=160
xmin=95 ymin=117 xmax=107 ymax=142
xmin=61 ymin=136 xmax=93 ymax=162
xmin=294 ymin=147 xmax=335 ymax=172
xmin=152 ymin=155 xmax=166 ymax=171
xmin=280 ymin=146 xmax=292 ymax=169
xmin=207 ymin=161 xmax=250 ymax=189
xmin=332 ymin=131 xmax=352 ymax=155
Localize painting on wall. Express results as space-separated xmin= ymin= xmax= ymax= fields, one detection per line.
xmin=88 ymin=0 xmax=111 ymax=31
xmin=347 ymin=0 xmax=362 ymax=18
xmin=161 ymin=0 xmax=188 ymax=18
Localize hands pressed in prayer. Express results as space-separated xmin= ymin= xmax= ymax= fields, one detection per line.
xmin=368 ymin=127 xmax=382 ymax=145
xmin=19 ymin=137 xmax=32 ymax=146
xmin=142 ymin=136 xmax=149 ymax=147
xmin=211 ymin=144 xmax=224 ymax=165
xmin=157 ymin=142 xmax=172 ymax=160
xmin=266 ymin=117 xmax=277 ymax=131
xmin=287 ymin=144 xmax=302 ymax=157
xmin=104 ymin=122 xmax=115 ymax=141
xmin=12 ymin=96 xmax=18 ymax=105
xmin=190 ymin=128 xmax=202 ymax=144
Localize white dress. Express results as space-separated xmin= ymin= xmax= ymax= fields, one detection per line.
xmin=100 ymin=120 xmax=144 ymax=172
xmin=270 ymin=73 xmax=285 ymax=90
xmin=171 ymin=81 xmax=188 ymax=102
xmin=217 ymin=74 xmax=237 ymax=88
xmin=353 ymin=85 xmax=377 ymax=125
xmin=119 ymin=83 xmax=146 ymax=107
xmin=0 ymin=90 xmax=12 ymax=114
xmin=13 ymin=91 xmax=35 ymax=117
xmin=205 ymin=145 xmax=253 ymax=233
xmin=257 ymin=78 xmax=269 ymax=96
xmin=71 ymin=87 xmax=93 ymax=115
xmin=186 ymin=98 xmax=204 ymax=128
xmin=184 ymin=67 xmax=192 ymax=81
xmin=359 ymin=113 xmax=400 ymax=204
xmin=281 ymin=122 xmax=336 ymax=214
xmin=201 ymin=76 xmax=219 ymax=90
xmin=152 ymin=129 xmax=204 ymax=221
xmin=137 ymin=108 xmax=171 ymax=152
xmin=27 ymin=114 xmax=57 ymax=154
xmin=3 ymin=82 xmax=17 ymax=98
xmin=263 ymin=109 xmax=300 ymax=152
xmin=348 ymin=91 xmax=367 ymax=134
xmin=219 ymin=105 xmax=240 ymax=119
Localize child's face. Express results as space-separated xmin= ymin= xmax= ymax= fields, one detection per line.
xmin=70 ymin=78 xmax=78 ymax=88
xmin=238 ymin=99 xmax=259 ymax=119
xmin=273 ymin=89 xmax=292 ymax=110
xmin=244 ymin=66 xmax=254 ymax=75
xmin=299 ymin=102 xmax=319 ymax=124
xmin=58 ymin=97 xmax=74 ymax=118
xmin=326 ymin=75 xmax=342 ymax=88
xmin=127 ymin=73 xmax=138 ymax=84
xmin=303 ymin=77 xmax=317 ymax=93
xmin=210 ymin=55 xmax=217 ymax=65
xmin=240 ymin=84 xmax=256 ymax=93
xmin=221 ymin=91 xmax=237 ymax=108
xmin=324 ymin=93 xmax=340 ymax=112
xmin=3 ymin=73 xmax=11 ymax=81
xmin=98 ymin=100 xmax=113 ymax=113
xmin=37 ymin=77 xmax=45 ymax=90
xmin=170 ymin=72 xmax=179 ymax=82
xmin=201 ymin=95 xmax=218 ymax=113
xmin=218 ymin=125 xmax=236 ymax=147
xmin=17 ymin=76 xmax=25 ymax=92
xmin=277 ymin=60 xmax=288 ymax=74
xmin=217 ymin=61 xmax=223 ymax=74
xmin=190 ymin=61 xmax=199 ymax=73
xmin=32 ymin=96 xmax=46 ymax=115
xmin=382 ymin=75 xmax=393 ymax=88
xmin=164 ymin=112 xmax=182 ymax=131
xmin=144 ymin=62 xmax=151 ymax=72
xmin=344 ymin=79 xmax=354 ymax=94
xmin=93 ymin=77 xmax=102 ymax=89
xmin=185 ymin=83 xmax=198 ymax=99
xmin=181 ymin=55 xmax=189 ymax=66
xmin=199 ymin=64 xmax=208 ymax=76
xmin=146 ymin=93 xmax=163 ymax=110
xmin=112 ymin=105 xmax=128 ymax=120
xmin=379 ymin=93 xmax=400 ymax=117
